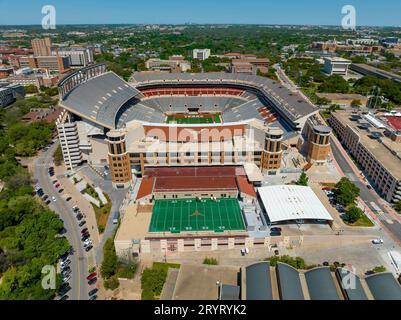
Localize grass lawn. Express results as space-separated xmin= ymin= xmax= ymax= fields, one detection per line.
xmin=141 ymin=262 xmax=180 ymax=300
xmin=166 ymin=113 xmax=221 ymax=124
xmin=344 ymin=213 xmax=374 ymax=227
xmin=91 ymin=193 xmax=112 ymax=233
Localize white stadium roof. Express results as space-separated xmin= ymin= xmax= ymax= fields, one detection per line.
xmin=257 ymin=185 xmax=333 ymax=223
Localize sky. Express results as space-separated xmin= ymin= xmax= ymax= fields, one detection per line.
xmin=0 ymin=0 xmax=401 ymax=26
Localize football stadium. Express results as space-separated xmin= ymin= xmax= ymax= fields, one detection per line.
xmin=56 ymin=63 xmax=334 ymax=252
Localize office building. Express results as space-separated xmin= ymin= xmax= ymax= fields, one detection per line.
xmin=193 ymin=49 xmax=211 ymax=60
xmin=323 ymin=57 xmax=351 ymax=76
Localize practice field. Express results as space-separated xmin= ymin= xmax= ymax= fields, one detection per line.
xmin=166 ymin=113 xmax=221 ymax=124
xmin=149 ymin=198 xmax=245 ymax=233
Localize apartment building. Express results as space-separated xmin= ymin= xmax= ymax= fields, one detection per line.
xmin=56 ymin=112 xmax=83 ymax=170
xmin=330 ymin=111 xmax=401 ymax=202
xmin=31 ymin=37 xmax=52 ymax=57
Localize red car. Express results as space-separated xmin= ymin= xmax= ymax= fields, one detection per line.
xmin=55 ymin=183 xmax=61 ymax=188
xmin=86 ymin=272 xmax=97 ymax=281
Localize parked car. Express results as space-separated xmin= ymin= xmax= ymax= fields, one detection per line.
xmin=86 ymin=272 xmax=97 ymax=281
xmin=270 ymin=227 xmax=282 ymax=232
xmin=89 ymin=295 xmax=97 ymax=300
xmin=372 ymin=238 xmax=384 ymax=245
xmin=52 ymin=180 xmax=58 ymax=184
xmin=58 ymin=189 xmax=64 ymax=193
xmin=42 ymin=195 xmax=49 ymax=201
xmin=85 ymin=245 xmax=93 ymax=252
xmin=270 ymin=231 xmax=281 ymax=237
xmin=88 ymin=288 xmax=98 ymax=296
xmin=76 ymin=214 xmax=83 ymax=221
xmin=52 ymin=196 xmax=57 ymax=202
xmin=55 ymin=183 xmax=60 ymax=188
xmin=62 ymin=275 xmax=71 ymax=283
xmin=78 ymin=220 xmax=86 ymax=227
xmin=45 ymin=200 xmax=51 ymax=205
xmin=60 ymin=295 xmax=69 ymax=300
xmin=366 ymin=185 xmax=372 ymax=190
xmin=66 ymin=197 xmax=72 ymax=202
xmin=60 ymin=260 xmax=70 ymax=269
xmin=88 ymin=277 xmax=97 ymax=285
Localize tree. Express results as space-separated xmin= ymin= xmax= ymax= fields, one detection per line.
xmin=344 ymin=206 xmax=363 ymax=224
xmin=296 ymin=171 xmax=309 ymax=186
xmin=318 ymin=75 xmax=349 ymax=93
xmin=24 ymin=85 xmax=38 ymax=94
xmin=316 ymin=96 xmax=331 ymax=106
xmin=101 ymin=238 xmax=118 ymax=279
xmin=335 ymin=177 xmax=360 ymax=206
xmin=350 ymin=99 xmax=362 ymax=108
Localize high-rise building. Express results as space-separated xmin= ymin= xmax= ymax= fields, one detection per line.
xmin=56 ymin=114 xmax=83 ymax=170
xmin=54 ymin=47 xmax=94 ymax=68
xmin=193 ymin=49 xmax=211 ymax=60
xmin=31 ymin=37 xmax=52 ymax=57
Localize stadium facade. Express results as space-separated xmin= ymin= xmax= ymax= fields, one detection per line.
xmin=57 ymin=64 xmax=320 ymax=189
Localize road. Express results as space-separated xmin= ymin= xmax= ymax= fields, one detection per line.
xmin=330 ymin=135 xmax=401 ymax=244
xmin=76 ymin=165 xmax=127 ymax=264
xmin=34 ymin=143 xmax=88 ymax=300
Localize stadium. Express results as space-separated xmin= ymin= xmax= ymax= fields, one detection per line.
xmin=56 ymin=63 xmax=328 ymax=248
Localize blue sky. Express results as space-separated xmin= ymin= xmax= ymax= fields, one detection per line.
xmin=0 ymin=0 xmax=400 ymax=26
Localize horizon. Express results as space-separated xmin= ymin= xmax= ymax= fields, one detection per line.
xmin=1 ymin=23 xmax=401 ymax=28
xmin=1 ymin=0 xmax=401 ymax=27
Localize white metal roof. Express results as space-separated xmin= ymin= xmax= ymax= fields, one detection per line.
xmin=257 ymin=185 xmax=333 ymax=223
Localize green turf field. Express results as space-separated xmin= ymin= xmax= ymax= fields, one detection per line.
xmin=166 ymin=114 xmax=221 ymax=124
xmin=149 ymin=198 xmax=245 ymax=233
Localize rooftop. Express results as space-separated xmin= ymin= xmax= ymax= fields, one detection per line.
xmin=332 ymin=111 xmax=401 ymax=180
xmin=257 ymin=185 xmax=333 ymax=223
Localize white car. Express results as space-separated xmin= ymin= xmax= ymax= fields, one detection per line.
xmin=52 ymin=196 xmax=57 ymax=202
xmin=62 ymin=275 xmax=71 ymax=283
xmin=60 ymin=260 xmax=71 ymax=269
xmin=372 ymin=239 xmax=384 ymax=245
xmin=84 ymin=239 xmax=93 ymax=246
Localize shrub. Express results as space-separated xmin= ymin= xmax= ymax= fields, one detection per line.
xmin=267 ymin=255 xmax=308 ymax=269
xmin=104 ymin=275 xmax=119 ymax=290
xmin=203 ymin=257 xmax=218 ymax=265
xmin=372 ymin=265 xmax=386 ymax=273
xmin=344 ymin=206 xmax=363 ymax=224
xmin=117 ymin=259 xmax=138 ymax=279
